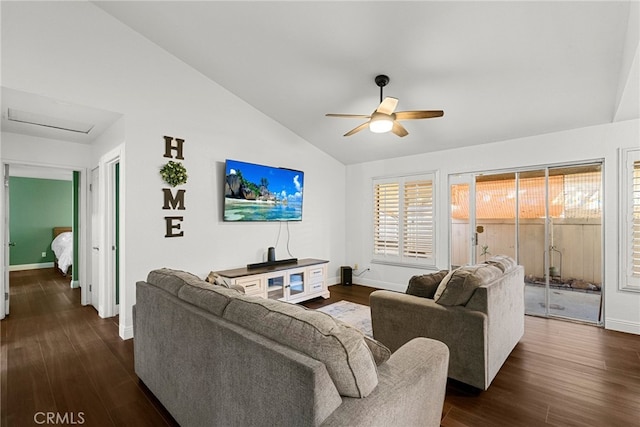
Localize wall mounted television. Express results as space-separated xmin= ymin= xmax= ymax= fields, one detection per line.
xmin=224 ymin=159 xmax=304 ymax=221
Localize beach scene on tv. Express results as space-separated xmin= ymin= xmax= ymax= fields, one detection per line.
xmin=224 ymin=160 xmax=304 ymax=221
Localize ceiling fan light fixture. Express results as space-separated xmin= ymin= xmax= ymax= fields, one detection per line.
xmin=326 ymin=74 xmax=443 ymax=137
xmin=369 ymin=113 xmax=393 ymax=133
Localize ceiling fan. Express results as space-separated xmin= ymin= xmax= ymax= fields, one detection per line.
xmin=326 ymin=74 xmax=444 ymax=137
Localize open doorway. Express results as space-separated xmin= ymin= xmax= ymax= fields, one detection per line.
xmin=0 ymin=87 xmax=124 ymax=328
xmin=1 ymin=162 xmax=88 ymax=318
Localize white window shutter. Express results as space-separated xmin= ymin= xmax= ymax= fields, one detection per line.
xmin=403 ymin=180 xmax=434 ymax=260
xmin=373 ymin=173 xmax=436 ymax=266
xmin=373 ymin=181 xmax=400 ymax=257
xmin=622 ymin=149 xmax=640 ymax=291
xmin=631 ymin=159 xmax=640 ymax=280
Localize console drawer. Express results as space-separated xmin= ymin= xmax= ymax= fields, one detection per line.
xmin=309 ymin=281 xmax=324 ymax=294
xmin=308 ymin=267 xmax=325 ymax=284
xmin=236 ymin=277 xmax=264 ymax=295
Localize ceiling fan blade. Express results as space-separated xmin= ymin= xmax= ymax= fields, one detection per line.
xmin=391 ymin=121 xmax=409 ymax=137
xmin=326 ymin=113 xmax=371 ymax=119
xmin=344 ymin=121 xmax=370 ymax=137
xmin=395 ymin=110 xmax=444 ymax=120
xmin=376 ymin=97 xmax=399 ymax=115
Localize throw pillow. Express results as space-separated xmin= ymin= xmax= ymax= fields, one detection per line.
xmin=406 ymin=270 xmax=449 ymax=299
xmin=433 ymin=268 xmax=458 ymax=301
xmin=435 ymin=264 xmax=502 ymax=306
xmin=363 ymin=335 xmax=391 ymax=366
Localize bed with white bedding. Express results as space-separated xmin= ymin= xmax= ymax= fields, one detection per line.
xmin=52 ymin=227 xmax=73 ymax=275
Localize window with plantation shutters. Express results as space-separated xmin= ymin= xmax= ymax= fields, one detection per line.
xmin=621 ymin=149 xmax=640 ymax=292
xmin=374 ymin=181 xmax=400 ymax=256
xmin=633 ymin=160 xmax=640 ymax=279
xmin=373 ymin=173 xmax=436 ymax=266
xmin=403 ymin=180 xmax=433 ymax=260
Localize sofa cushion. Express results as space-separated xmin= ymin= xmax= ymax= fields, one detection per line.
xmin=147 ymin=268 xmax=205 ymax=296
xmin=406 ymin=270 xmax=449 ymax=299
xmin=223 ymin=296 xmax=379 ymax=398
xmin=434 ymin=264 xmax=502 ymax=306
xmin=178 ymin=281 xmax=243 ymax=317
xmin=484 ymin=255 xmax=517 ymax=272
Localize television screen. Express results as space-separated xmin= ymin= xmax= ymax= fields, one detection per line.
xmin=224 ymin=159 xmax=304 ymax=221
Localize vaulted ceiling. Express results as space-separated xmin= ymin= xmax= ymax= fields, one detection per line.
xmin=4 ymin=2 xmax=638 ymax=165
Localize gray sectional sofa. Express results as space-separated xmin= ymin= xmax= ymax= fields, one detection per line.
xmin=370 ymin=255 xmax=524 ymax=390
xmin=133 ymin=268 xmax=449 ymax=427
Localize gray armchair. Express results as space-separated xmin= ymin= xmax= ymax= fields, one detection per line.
xmin=370 ymin=257 xmax=525 ymax=390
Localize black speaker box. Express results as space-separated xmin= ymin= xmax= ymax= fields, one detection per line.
xmin=340 ymin=266 xmax=352 ymax=286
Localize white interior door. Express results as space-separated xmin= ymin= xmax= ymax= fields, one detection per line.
xmin=91 ymin=167 xmax=100 ymax=311
xmin=2 ymin=164 xmax=10 ymax=318
xmin=96 ymin=147 xmax=121 ymax=319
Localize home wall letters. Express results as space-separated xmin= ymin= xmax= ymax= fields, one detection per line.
xmin=162 ymin=135 xmax=187 ymax=237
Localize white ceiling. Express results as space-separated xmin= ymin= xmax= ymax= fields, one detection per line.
xmin=92 ymin=1 xmax=638 ymax=165
xmin=5 ymin=2 xmax=636 ymax=165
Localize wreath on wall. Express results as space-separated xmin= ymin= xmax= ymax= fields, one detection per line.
xmin=160 ymin=160 xmax=188 ymax=187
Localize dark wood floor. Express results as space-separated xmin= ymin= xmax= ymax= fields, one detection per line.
xmin=1 ymin=269 xmax=178 ymax=427
xmin=2 ymin=270 xmax=639 ymax=426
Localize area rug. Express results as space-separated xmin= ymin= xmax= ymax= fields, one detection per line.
xmin=316 ymin=301 xmax=373 ymax=337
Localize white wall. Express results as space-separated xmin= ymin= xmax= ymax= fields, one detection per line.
xmin=92 ymin=117 xmax=126 ymax=166
xmin=1 ymin=132 xmax=92 ymax=170
xmin=1 ymin=2 xmax=346 ymax=338
xmin=346 ymin=119 xmax=640 ymax=334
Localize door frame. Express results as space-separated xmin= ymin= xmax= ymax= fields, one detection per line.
xmin=448 ymin=173 xmax=477 ymax=268
xmin=95 ymin=145 xmax=125 ymax=331
xmin=90 ymin=166 xmax=99 ymax=311
xmin=2 ymin=165 xmax=9 ymax=319
xmin=0 ymin=160 xmax=89 ymax=311
xmin=448 ymin=159 xmax=605 ymax=324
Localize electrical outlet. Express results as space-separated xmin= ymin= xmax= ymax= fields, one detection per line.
xmin=354 ymin=263 xmax=359 ymax=271
xmin=41 ymin=252 xmax=47 ymax=258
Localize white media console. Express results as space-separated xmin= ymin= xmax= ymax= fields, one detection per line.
xmin=213 ymin=258 xmax=329 ymax=304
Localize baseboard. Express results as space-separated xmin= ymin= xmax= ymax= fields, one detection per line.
xmin=120 ymin=323 xmax=134 ymax=340
xmin=328 ymin=275 xmax=402 ymax=291
xmin=9 ymin=262 xmax=54 ymax=271
xmin=605 ymin=317 xmax=640 ymax=335
xmin=70 ymin=280 xmax=79 ymax=289
xmin=352 ymin=277 xmax=406 ymax=293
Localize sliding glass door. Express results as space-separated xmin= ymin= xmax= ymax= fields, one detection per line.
xmin=517 ymin=170 xmax=548 ymax=318
xmin=450 ymin=163 xmax=603 ymax=324
xmin=474 ymin=172 xmax=517 ymax=263
xmin=449 ymin=175 xmax=473 ymax=268
xmin=544 ymin=164 xmax=602 ymax=323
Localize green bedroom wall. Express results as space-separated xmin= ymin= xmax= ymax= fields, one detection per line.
xmin=9 ymin=177 xmax=72 ymax=266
